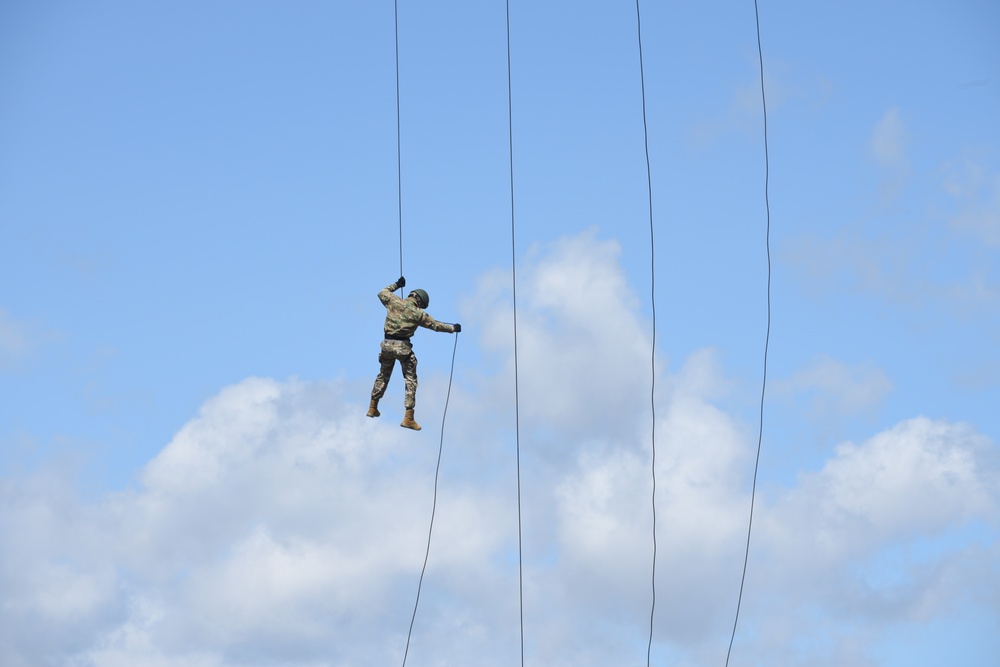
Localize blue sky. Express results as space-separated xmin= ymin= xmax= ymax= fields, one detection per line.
xmin=1 ymin=1 xmax=998 ymax=666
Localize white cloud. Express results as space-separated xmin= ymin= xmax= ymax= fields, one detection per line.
xmin=783 ymin=127 xmax=999 ymax=324
xmin=742 ymin=417 xmax=999 ymax=667
xmin=943 ymin=157 xmax=1000 ymax=247
xmin=468 ymin=228 xmax=652 ymax=442
xmin=689 ymin=58 xmax=815 ymax=151
xmin=0 ymin=308 xmax=64 ymax=373
xmin=870 ymin=108 xmax=908 ymax=168
xmin=763 ymin=418 xmax=996 ymax=564
xmin=1 ymin=231 xmax=997 ymax=666
xmin=0 ymin=308 xmax=40 ymax=369
xmin=782 ymin=220 xmax=998 ymax=321
xmin=782 ymin=228 xmax=916 ymax=303
xmin=773 ymin=355 xmax=893 ymax=424
xmin=869 ymin=107 xmax=910 ymax=204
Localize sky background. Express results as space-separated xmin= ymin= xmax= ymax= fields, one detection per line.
xmin=1 ymin=1 xmax=998 ymax=666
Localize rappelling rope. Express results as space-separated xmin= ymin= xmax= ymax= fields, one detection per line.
xmin=400 ymin=334 xmax=460 ymax=667
xmin=632 ymin=2 xmax=658 ymax=665
xmin=504 ymin=1 xmax=525 ymax=665
xmin=724 ymin=1 xmax=771 ymax=664
xmin=393 ymin=0 xmax=405 ymax=285
xmin=391 ymin=3 xmax=462 ymax=664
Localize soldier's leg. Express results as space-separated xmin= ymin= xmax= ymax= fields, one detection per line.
xmin=399 ymin=350 xmax=421 ymax=430
xmin=371 ymin=346 xmax=397 ymax=401
xmin=400 ymin=351 xmax=419 ymax=410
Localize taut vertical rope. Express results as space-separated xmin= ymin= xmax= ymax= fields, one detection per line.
xmin=504 ymin=1 xmax=525 ymax=665
xmin=632 ymin=1 xmax=658 ymax=664
xmin=394 ymin=0 xmax=403 ymax=284
xmin=725 ymin=1 xmax=771 ymax=664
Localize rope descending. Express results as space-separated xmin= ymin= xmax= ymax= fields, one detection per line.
xmin=725 ymin=1 xmax=771 ymax=664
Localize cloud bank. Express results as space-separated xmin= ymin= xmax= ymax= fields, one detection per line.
xmin=1 ymin=231 xmax=997 ymax=666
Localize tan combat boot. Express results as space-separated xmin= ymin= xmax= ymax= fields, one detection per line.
xmin=366 ymin=399 xmax=380 ymax=418
xmin=400 ymin=409 xmax=421 ymax=431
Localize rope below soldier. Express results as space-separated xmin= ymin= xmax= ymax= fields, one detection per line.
xmin=368 ymin=276 xmax=461 ymax=430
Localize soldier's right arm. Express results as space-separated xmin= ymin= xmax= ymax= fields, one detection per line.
xmin=378 ymin=281 xmax=401 ymax=306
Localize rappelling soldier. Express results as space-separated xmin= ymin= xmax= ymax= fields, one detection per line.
xmin=368 ymin=276 xmax=461 ymax=430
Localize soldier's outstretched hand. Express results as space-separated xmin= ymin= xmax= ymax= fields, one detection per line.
xmin=453 ymin=323 xmax=462 ymax=333
xmin=396 ymin=276 xmax=406 ymax=288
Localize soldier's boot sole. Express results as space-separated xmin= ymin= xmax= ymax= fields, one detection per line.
xmin=400 ymin=409 xmax=421 ymax=431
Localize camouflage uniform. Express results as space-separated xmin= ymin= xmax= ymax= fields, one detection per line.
xmin=371 ymin=280 xmax=456 ymax=409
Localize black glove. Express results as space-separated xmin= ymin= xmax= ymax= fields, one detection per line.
xmin=453 ymin=323 xmax=462 ymax=333
xmin=396 ymin=276 xmax=406 ymax=288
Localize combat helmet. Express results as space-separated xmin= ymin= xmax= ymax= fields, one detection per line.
xmin=409 ymin=289 xmax=429 ymax=308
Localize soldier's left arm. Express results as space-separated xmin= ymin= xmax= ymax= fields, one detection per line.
xmin=420 ymin=312 xmax=457 ymax=333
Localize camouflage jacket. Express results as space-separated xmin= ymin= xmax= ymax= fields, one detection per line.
xmin=379 ymin=281 xmax=455 ymax=339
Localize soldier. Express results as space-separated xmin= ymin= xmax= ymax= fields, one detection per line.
xmin=368 ymin=276 xmax=461 ymax=430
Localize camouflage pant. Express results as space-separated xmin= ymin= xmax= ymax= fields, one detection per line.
xmin=371 ymin=339 xmax=419 ymax=409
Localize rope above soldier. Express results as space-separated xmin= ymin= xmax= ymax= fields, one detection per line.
xmin=367 ymin=276 xmax=461 ymax=431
